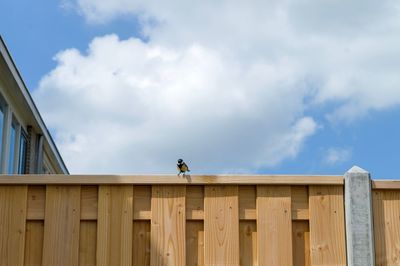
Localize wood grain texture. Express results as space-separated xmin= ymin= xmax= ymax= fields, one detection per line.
xmin=0 ymin=174 xmax=344 ymax=185
xmin=151 ymin=185 xmax=186 ymax=266
xmin=81 ymin=186 xmax=98 ymax=220
xmin=373 ymin=181 xmax=400 ymax=189
xmin=97 ymin=185 xmax=133 ymax=266
xmin=24 ymin=221 xmax=44 ymax=266
xmin=0 ymin=186 xmax=28 ymax=266
xmin=42 ymin=185 xmax=81 ymax=266
xmin=204 ymin=185 xmax=239 ymax=266
xmin=133 ymin=221 xmax=151 ymax=266
xmin=79 ymin=221 xmax=97 ymax=266
xmin=133 ymin=186 xmax=151 ymax=220
xmin=186 ymin=221 xmax=204 ymax=266
xmin=292 ymin=186 xmax=309 ymax=220
xmin=239 ymin=221 xmax=257 ymax=266
xmin=186 ymin=186 xmax=204 ymax=220
xmin=239 ymin=186 xmax=256 ymax=220
xmin=257 ymin=185 xmax=293 ymax=266
xmin=292 ymin=221 xmax=310 ymax=266
xmin=26 ymin=185 xmax=45 ymax=220
xmin=373 ymin=190 xmax=400 ymax=265
xmin=309 ymin=186 xmax=346 ymax=265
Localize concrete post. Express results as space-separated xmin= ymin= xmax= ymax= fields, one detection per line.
xmin=344 ymin=166 xmax=375 ymax=266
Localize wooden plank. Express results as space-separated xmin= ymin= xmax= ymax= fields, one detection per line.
xmin=0 ymin=186 xmax=28 ymax=266
xmin=309 ymin=185 xmax=346 ymax=265
xmin=186 ymin=186 xmax=204 ymax=220
xmin=239 ymin=186 xmax=256 ymax=220
xmin=133 ymin=221 xmax=151 ymax=266
xmin=373 ymin=190 xmax=400 ymax=265
xmin=81 ymin=185 xmax=98 ymax=220
xmin=257 ymin=185 xmax=293 ymax=266
xmin=79 ymin=221 xmax=97 ymax=266
xmin=97 ymin=185 xmax=133 ymax=266
xmin=42 ymin=185 xmax=81 ymax=266
xmin=204 ymin=185 xmax=239 ymax=265
xmin=133 ymin=185 xmax=151 ymax=220
xmin=373 ymin=180 xmax=400 ymax=189
xmin=0 ymin=174 xmax=344 ymax=185
xmin=239 ymin=221 xmax=257 ymax=266
xmin=186 ymin=221 xmax=204 ymax=266
xmin=292 ymin=221 xmax=310 ymax=266
xmin=26 ymin=185 xmax=45 ymax=220
xmin=150 ymin=185 xmax=186 ymax=266
xmin=24 ymin=221 xmax=44 ymax=266
xmin=292 ymin=186 xmax=309 ymax=220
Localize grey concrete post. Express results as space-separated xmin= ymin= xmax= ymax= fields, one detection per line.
xmin=344 ymin=166 xmax=375 ymax=266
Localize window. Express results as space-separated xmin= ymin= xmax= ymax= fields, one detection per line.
xmin=0 ymin=105 xmax=4 ymax=170
xmin=18 ymin=131 xmax=27 ymax=174
xmin=7 ymin=121 xmax=16 ymax=174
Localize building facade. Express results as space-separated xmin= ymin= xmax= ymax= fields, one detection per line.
xmin=0 ymin=36 xmax=68 ymax=174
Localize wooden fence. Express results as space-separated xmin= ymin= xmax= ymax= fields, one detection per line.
xmin=0 ymin=175 xmax=398 ymax=265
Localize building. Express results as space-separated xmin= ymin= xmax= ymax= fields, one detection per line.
xmin=0 ymin=36 xmax=68 ymax=174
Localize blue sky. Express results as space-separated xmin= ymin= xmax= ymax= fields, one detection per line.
xmin=1 ymin=0 xmax=400 ymax=178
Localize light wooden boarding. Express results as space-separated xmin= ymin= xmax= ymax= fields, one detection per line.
xmin=239 ymin=221 xmax=257 ymax=266
xmin=257 ymin=185 xmax=293 ymax=266
xmin=186 ymin=221 xmax=204 ymax=266
xmin=97 ymin=185 xmax=133 ymax=266
xmin=0 ymin=174 xmax=344 ymax=185
xmin=79 ymin=221 xmax=97 ymax=266
xmin=292 ymin=221 xmax=310 ymax=266
xmin=42 ymin=185 xmax=81 ymax=266
xmin=26 ymin=185 xmax=45 ymax=220
xmin=309 ymin=186 xmax=346 ymax=265
xmin=373 ymin=190 xmax=400 ymax=265
xmin=24 ymin=221 xmax=44 ymax=266
xmin=133 ymin=185 xmax=151 ymax=220
xmin=373 ymin=180 xmax=400 ymax=189
xmin=0 ymin=186 xmax=27 ymax=266
xmin=133 ymin=221 xmax=151 ymax=266
xmin=150 ymin=185 xmax=186 ymax=266
xmin=204 ymin=185 xmax=240 ymax=265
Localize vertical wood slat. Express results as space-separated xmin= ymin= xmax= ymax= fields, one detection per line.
xmin=24 ymin=221 xmax=44 ymax=266
xmin=42 ymin=185 xmax=81 ymax=266
xmin=257 ymin=185 xmax=293 ymax=266
xmin=204 ymin=185 xmax=239 ymax=266
xmin=0 ymin=186 xmax=28 ymax=266
xmin=292 ymin=221 xmax=310 ymax=266
xmin=373 ymin=190 xmax=400 ymax=265
xmin=133 ymin=221 xmax=151 ymax=266
xmin=309 ymin=185 xmax=346 ymax=265
xmin=239 ymin=221 xmax=257 ymax=266
xmin=97 ymin=185 xmax=133 ymax=266
xmin=151 ymin=185 xmax=186 ymax=266
xmin=79 ymin=221 xmax=97 ymax=266
xmin=186 ymin=221 xmax=204 ymax=266
xmin=26 ymin=185 xmax=45 ymax=220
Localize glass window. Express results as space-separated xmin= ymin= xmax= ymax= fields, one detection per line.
xmin=0 ymin=106 xmax=3 ymax=169
xmin=7 ymin=122 xmax=16 ymax=174
xmin=18 ymin=132 xmax=27 ymax=174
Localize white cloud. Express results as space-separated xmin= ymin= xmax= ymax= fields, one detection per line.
xmin=324 ymin=148 xmax=352 ymax=165
xmin=35 ymin=35 xmax=316 ymax=173
xmin=34 ymin=0 xmax=400 ymax=173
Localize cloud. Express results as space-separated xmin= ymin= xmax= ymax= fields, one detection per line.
xmin=324 ymin=148 xmax=352 ymax=165
xmin=35 ymin=35 xmax=316 ymax=173
xmin=35 ymin=0 xmax=400 ymax=173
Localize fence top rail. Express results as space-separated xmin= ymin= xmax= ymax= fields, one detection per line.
xmin=0 ymin=174 xmax=344 ymax=185
xmin=373 ymin=180 xmax=400 ymax=189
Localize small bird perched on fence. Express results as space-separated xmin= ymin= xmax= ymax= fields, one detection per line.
xmin=177 ymin=159 xmax=190 ymax=177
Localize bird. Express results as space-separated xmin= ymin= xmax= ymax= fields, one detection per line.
xmin=177 ymin=159 xmax=190 ymax=177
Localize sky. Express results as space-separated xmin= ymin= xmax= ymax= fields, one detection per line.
xmin=1 ymin=0 xmax=400 ymax=177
